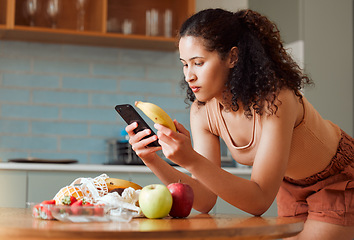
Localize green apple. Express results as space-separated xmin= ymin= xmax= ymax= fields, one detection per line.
xmin=139 ymin=184 xmax=173 ymax=219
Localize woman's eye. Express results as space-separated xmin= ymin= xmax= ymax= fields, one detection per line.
xmin=195 ymin=62 xmax=203 ymax=66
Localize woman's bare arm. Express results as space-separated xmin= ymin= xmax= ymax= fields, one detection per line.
xmin=157 ymin=91 xmax=299 ymax=215
xmin=125 ymin=111 xmax=219 ymax=213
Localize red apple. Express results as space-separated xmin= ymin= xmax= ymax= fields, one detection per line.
xmin=167 ymin=182 xmax=194 ymax=218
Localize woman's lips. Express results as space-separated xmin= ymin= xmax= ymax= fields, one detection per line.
xmin=190 ymin=86 xmax=200 ymax=93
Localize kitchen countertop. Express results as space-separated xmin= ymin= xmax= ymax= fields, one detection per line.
xmin=0 ymin=162 xmax=252 ymax=175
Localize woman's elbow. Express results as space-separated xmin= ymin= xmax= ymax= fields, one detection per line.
xmin=193 ymin=198 xmax=217 ymax=213
xmin=245 ymin=200 xmax=272 ymax=216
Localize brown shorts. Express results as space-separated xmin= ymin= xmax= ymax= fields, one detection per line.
xmin=277 ymin=130 xmax=354 ymax=226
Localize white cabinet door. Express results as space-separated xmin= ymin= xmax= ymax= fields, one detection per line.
xmin=0 ymin=170 xmax=27 ymax=208
xmin=28 ymin=171 xmax=84 ymax=203
xmin=215 ymin=197 xmax=278 ymax=217
xmin=130 ymin=173 xmax=163 ymax=187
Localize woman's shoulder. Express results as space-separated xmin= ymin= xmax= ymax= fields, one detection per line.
xmin=190 ymin=99 xmax=217 ymax=114
xmin=280 ymin=88 xmax=301 ymax=97
xmin=260 ymin=88 xmax=304 ymax=127
xmin=274 ymin=89 xmax=303 ymax=111
xmin=190 ymin=100 xmax=207 ymax=119
xmin=190 ymin=99 xmax=218 ymax=134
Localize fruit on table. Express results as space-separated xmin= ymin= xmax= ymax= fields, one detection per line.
xmin=33 ymin=174 xmax=143 ymax=221
xmin=71 ymin=199 xmax=95 ymax=215
xmin=139 ymin=184 xmax=173 ymax=219
xmin=41 ymin=199 xmax=56 ymax=205
xmin=61 ymin=195 xmax=77 ymax=205
xmin=167 ymin=182 xmax=194 ymax=218
xmin=70 ymin=199 xmax=85 ymax=215
xmin=109 ymin=188 xmax=125 ymax=195
xmin=105 ymin=178 xmax=142 ymax=192
xmin=32 ymin=199 xmax=56 ymax=220
xmin=135 ymin=101 xmax=176 ymax=132
xmin=53 ymin=185 xmax=85 ymax=204
xmin=93 ymin=204 xmax=105 ymax=216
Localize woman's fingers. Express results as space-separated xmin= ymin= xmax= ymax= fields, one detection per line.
xmin=154 ymin=120 xmax=190 ymax=143
xmin=154 ymin=123 xmax=177 ymax=143
xmin=126 ymin=122 xmax=162 ymax=151
xmin=131 ymin=132 xmax=157 ymax=149
xmin=126 ymin=123 xmax=150 ymax=143
xmin=174 ymin=120 xmax=190 ymax=136
xmin=125 ymin=122 xmax=138 ymax=135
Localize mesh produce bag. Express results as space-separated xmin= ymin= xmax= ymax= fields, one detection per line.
xmin=54 ymin=174 xmax=109 ymax=204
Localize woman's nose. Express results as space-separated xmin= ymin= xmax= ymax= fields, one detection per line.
xmin=185 ymin=69 xmax=196 ymax=82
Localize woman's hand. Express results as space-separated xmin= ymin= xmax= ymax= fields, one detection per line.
xmin=155 ymin=120 xmax=196 ymax=168
xmin=125 ymin=122 xmax=162 ymax=161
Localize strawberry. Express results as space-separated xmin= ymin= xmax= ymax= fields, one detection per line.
xmin=41 ymin=199 xmax=56 ymax=205
xmin=83 ymin=202 xmax=93 ymax=207
xmin=32 ymin=204 xmax=41 ymax=218
xmin=82 ymin=202 xmax=94 ymax=215
xmin=40 ymin=206 xmax=54 ymax=219
xmin=72 ymin=199 xmax=83 ymax=206
xmin=93 ymin=205 xmax=105 ymax=217
xmin=70 ymin=199 xmax=83 ymax=215
xmin=61 ymin=195 xmax=77 ymax=205
xmin=31 ymin=200 xmax=56 ymax=220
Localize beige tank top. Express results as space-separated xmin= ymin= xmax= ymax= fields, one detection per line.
xmin=205 ymin=96 xmax=341 ymax=173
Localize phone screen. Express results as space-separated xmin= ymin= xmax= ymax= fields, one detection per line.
xmin=115 ymin=104 xmax=160 ymax=147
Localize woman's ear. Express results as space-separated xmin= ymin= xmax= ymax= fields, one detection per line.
xmin=228 ymin=47 xmax=238 ymax=68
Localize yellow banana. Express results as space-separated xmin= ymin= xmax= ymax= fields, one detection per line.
xmin=135 ymin=101 xmax=177 ymax=132
xmin=105 ymin=178 xmax=142 ymax=192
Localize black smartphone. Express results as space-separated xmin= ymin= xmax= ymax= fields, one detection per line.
xmin=115 ymin=104 xmax=160 ymax=147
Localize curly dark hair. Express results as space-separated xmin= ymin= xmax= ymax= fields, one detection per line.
xmin=178 ymin=8 xmax=313 ymax=117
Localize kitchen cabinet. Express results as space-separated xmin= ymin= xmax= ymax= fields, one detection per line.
xmin=0 ymin=0 xmax=195 ymax=51
xmin=215 ymin=195 xmax=278 ymax=217
xmin=0 ymin=170 xmax=27 ymax=208
xmin=212 ymin=174 xmax=278 ymax=217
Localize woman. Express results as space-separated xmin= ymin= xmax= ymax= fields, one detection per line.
xmin=126 ymin=9 xmax=354 ymax=239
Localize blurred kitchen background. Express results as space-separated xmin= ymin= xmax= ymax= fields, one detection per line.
xmin=0 ymin=0 xmax=353 ymax=165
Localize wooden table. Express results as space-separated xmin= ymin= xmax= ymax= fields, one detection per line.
xmin=0 ymin=208 xmax=303 ymax=240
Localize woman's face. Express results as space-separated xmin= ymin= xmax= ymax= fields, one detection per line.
xmin=179 ymin=36 xmax=233 ymax=103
